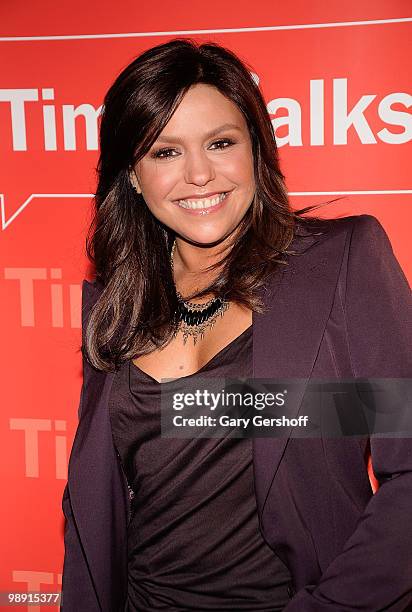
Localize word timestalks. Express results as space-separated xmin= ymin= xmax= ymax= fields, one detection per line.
xmin=0 ymin=78 xmax=410 ymax=151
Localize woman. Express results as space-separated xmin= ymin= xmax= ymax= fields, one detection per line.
xmin=61 ymin=39 xmax=412 ymax=611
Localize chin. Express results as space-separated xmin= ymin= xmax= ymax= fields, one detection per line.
xmin=178 ymin=228 xmax=235 ymax=247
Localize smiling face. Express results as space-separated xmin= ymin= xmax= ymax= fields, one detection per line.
xmin=130 ymin=83 xmax=256 ymax=247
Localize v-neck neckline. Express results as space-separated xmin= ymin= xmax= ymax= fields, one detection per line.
xmin=130 ymin=324 xmax=252 ymax=384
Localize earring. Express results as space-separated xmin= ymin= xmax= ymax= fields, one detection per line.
xmin=129 ymin=169 xmax=142 ymax=194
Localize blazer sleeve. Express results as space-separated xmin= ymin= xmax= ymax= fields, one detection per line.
xmin=61 ymin=484 xmax=100 ymax=611
xmin=285 ymin=215 xmax=412 ymax=611
xmin=61 ymin=280 xmax=101 ymax=611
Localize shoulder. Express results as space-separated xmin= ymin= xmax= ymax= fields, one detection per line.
xmin=290 ymin=214 xmax=390 ymax=261
xmin=344 ymin=213 xmax=394 ymax=254
xmin=81 ymin=278 xmax=104 ymax=329
xmin=82 ymin=277 xmax=104 ymax=300
xmin=293 ymin=213 xmax=383 ymax=241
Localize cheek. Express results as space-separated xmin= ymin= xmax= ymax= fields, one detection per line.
xmin=242 ymin=153 xmax=255 ymax=183
xmin=220 ymin=151 xmax=255 ymax=184
xmin=143 ymin=170 xmax=175 ymax=204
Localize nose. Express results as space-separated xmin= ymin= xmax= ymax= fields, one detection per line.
xmin=184 ymin=149 xmax=216 ymax=186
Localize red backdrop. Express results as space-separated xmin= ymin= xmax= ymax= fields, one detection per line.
xmin=1 ymin=2 xmax=411 ymax=609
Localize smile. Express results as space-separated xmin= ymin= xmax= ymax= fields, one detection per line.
xmin=177 ymin=192 xmax=228 ymax=211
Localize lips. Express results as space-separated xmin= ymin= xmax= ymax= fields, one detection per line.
xmin=175 ymin=190 xmax=226 ymax=201
xmin=174 ymin=190 xmax=232 ymax=215
xmin=177 ymin=192 xmax=227 ymax=209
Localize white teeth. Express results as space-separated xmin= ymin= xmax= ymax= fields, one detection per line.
xmin=177 ymin=192 xmax=227 ymax=210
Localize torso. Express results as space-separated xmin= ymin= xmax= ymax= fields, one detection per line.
xmin=132 ymin=301 xmax=252 ymax=383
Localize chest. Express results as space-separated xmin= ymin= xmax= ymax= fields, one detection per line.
xmin=132 ymin=302 xmax=252 ymax=382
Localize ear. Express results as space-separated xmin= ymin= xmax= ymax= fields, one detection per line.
xmin=129 ymin=169 xmax=142 ymax=194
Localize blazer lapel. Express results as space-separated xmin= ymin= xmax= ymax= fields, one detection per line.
xmin=252 ymin=223 xmax=348 ymax=515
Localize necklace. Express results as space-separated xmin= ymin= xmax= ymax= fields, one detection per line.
xmin=170 ymin=239 xmax=229 ymax=345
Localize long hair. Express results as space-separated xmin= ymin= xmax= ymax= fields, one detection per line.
xmin=84 ymin=38 xmax=341 ymax=372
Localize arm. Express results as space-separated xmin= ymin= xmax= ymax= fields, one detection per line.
xmin=285 ymin=215 xmax=412 ymax=611
xmin=61 ymin=280 xmax=101 ymax=610
xmin=61 ymin=484 xmax=100 ymax=611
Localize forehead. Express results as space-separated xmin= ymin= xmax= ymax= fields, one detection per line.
xmin=158 ymin=83 xmax=248 ymax=138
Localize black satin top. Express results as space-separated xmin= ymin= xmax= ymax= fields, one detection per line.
xmin=109 ymin=325 xmax=292 ymax=610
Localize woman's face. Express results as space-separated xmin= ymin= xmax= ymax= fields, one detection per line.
xmin=131 ymin=83 xmax=256 ymax=246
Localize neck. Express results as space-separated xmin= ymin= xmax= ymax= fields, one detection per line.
xmin=172 ymin=237 xmax=230 ymax=302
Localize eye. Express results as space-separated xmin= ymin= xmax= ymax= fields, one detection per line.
xmin=209 ymin=138 xmax=235 ymax=150
xmin=151 ymin=147 xmax=176 ymax=159
xmin=150 ymin=138 xmax=235 ymax=160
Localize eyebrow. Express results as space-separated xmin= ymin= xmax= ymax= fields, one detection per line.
xmin=155 ymin=123 xmax=243 ymax=144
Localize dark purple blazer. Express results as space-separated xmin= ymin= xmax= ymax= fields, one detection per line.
xmin=61 ymin=214 xmax=412 ymax=611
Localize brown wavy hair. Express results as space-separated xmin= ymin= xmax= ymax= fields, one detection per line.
xmin=84 ymin=38 xmax=341 ymax=371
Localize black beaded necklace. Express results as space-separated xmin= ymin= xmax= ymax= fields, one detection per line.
xmin=170 ymin=240 xmax=229 ymax=345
